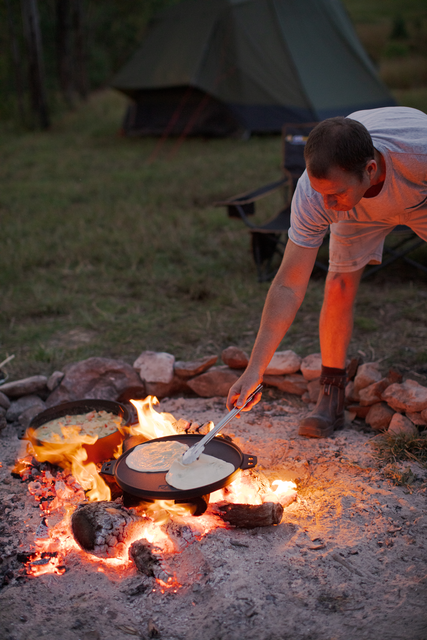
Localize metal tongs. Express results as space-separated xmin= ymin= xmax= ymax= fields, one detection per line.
xmin=180 ymin=384 xmax=263 ymax=466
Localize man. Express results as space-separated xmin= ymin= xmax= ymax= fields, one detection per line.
xmin=227 ymin=106 xmax=427 ymax=438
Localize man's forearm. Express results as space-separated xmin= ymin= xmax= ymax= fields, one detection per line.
xmin=226 ymin=240 xmax=318 ymax=410
xmin=246 ymin=280 xmax=305 ymax=376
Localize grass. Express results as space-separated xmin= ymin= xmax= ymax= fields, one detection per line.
xmin=1 ymin=0 xmax=427 ymax=383
xmin=371 ymin=432 xmax=427 ymax=468
xmin=1 ymin=90 xmax=427 ymax=380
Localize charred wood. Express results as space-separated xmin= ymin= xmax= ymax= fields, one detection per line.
xmin=128 ymin=539 xmax=161 ymax=577
xmin=216 ymin=501 xmax=284 ymax=529
xmin=71 ymin=501 xmax=145 ymax=558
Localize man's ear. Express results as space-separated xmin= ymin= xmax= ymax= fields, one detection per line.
xmin=366 ymin=159 xmax=377 ymax=180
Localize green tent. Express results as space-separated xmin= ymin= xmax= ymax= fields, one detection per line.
xmin=111 ymin=0 xmax=395 ymax=136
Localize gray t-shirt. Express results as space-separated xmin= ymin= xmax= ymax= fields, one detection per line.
xmin=288 ymin=106 xmax=427 ymax=249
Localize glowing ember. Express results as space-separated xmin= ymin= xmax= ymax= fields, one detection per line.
xmin=25 ymin=551 xmax=66 ymax=577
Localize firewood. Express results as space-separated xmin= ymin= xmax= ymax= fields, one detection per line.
xmin=215 ymin=501 xmax=284 ymax=529
xmin=71 ymin=501 xmax=145 ymax=558
xmin=129 ymin=539 xmax=161 ymax=577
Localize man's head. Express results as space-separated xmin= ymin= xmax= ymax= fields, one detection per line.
xmin=304 ymin=117 xmax=382 ymax=211
xmin=304 ymin=117 xmax=374 ymax=181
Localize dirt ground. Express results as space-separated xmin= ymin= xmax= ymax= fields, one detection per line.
xmin=0 ymin=393 xmax=426 ymax=640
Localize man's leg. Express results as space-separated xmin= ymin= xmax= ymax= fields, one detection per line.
xmin=299 ymin=267 xmax=364 ymax=438
xmin=319 ymin=267 xmax=364 ymax=368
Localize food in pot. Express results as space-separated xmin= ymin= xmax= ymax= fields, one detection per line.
xmin=34 ymin=410 xmax=122 ymax=443
xmin=125 ymin=440 xmax=189 ymax=473
xmin=166 ymin=453 xmax=234 ymax=490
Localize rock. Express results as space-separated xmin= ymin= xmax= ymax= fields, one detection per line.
xmin=0 ymin=375 xmax=48 ymax=398
xmin=221 ymin=346 xmax=249 ymax=369
xmin=221 ymin=346 xmax=249 ymax=370
xmin=18 ymin=404 xmax=45 ymax=429
xmin=421 ymin=408 xmax=427 ymax=423
xmin=116 ymin=385 xmax=147 ymax=404
xmin=46 ymin=357 xmax=142 ymax=407
xmin=187 ymin=367 xmax=239 ymax=397
xmin=174 ymin=355 xmax=218 ymax=379
xmin=145 ymin=375 xmax=191 ymax=399
xmin=345 ymin=380 xmax=360 ymax=403
xmin=353 ymin=363 xmax=382 ymax=393
xmin=300 ymin=353 xmax=322 ymax=381
xmin=406 ymin=411 xmax=427 ymax=426
xmin=47 ymin=371 xmax=64 ymax=392
xmin=307 ymin=378 xmax=321 ymax=402
xmin=0 ymin=391 xmax=11 ymax=410
xmin=365 ymin=402 xmax=395 ymax=431
xmin=133 ymin=351 xmax=175 ymax=384
xmin=388 ymin=413 xmax=418 ymax=437
xmin=387 ymin=368 xmax=403 ymax=384
xmin=263 ymin=373 xmax=307 ymax=396
xmin=265 ymin=350 xmax=302 ymax=376
xmin=6 ymin=395 xmax=46 ymax=423
xmin=382 ymin=379 xmax=427 ymax=413
xmin=359 ymin=377 xmax=392 ymax=406
xmin=0 ymin=413 xmax=6 ymax=432
xmin=347 ymin=404 xmax=370 ymax=419
xmin=346 ymin=357 xmax=363 ymax=381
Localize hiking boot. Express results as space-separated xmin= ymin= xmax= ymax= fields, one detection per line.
xmin=298 ymin=370 xmax=346 ymax=438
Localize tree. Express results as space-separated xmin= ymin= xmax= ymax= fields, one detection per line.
xmin=21 ymin=0 xmax=50 ymax=129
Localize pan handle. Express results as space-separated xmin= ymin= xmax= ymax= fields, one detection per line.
xmin=241 ymin=453 xmax=257 ymax=470
xmin=16 ymin=426 xmax=27 ymax=440
xmin=100 ymin=459 xmax=117 ymax=477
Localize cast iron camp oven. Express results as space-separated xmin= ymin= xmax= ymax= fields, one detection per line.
xmin=23 ymin=399 xmax=132 ymax=464
xmin=101 ymin=434 xmax=257 ymax=515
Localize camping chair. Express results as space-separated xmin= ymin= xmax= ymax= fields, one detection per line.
xmin=215 ymin=123 xmax=328 ymax=282
xmin=362 ymin=226 xmax=427 ymax=279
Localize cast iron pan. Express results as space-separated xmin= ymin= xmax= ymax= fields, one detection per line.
xmin=101 ymin=434 xmax=257 ymax=501
xmin=23 ymin=399 xmax=132 ymax=464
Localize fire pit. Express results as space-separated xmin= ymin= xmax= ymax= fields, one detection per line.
xmin=11 ymin=394 xmax=297 ymax=586
xmin=1 ymin=392 xmax=426 ymax=640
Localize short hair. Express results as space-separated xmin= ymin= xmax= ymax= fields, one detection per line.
xmin=304 ymin=117 xmax=375 ymax=181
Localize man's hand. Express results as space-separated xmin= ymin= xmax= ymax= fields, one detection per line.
xmin=226 ymin=372 xmax=263 ymax=413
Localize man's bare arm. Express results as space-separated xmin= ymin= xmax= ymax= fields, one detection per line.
xmin=226 ymin=240 xmax=318 ymax=410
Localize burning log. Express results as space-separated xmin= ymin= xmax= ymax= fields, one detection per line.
xmin=129 ymin=539 xmax=161 ymax=577
xmin=215 ymin=501 xmax=284 ymax=529
xmin=71 ymin=501 xmax=145 ymax=558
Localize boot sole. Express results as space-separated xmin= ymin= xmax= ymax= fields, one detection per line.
xmin=298 ymin=416 xmax=345 ymax=439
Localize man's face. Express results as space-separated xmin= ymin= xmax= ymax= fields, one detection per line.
xmin=307 ymin=164 xmax=372 ymax=211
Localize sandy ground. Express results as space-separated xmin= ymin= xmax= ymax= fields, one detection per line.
xmin=0 ymin=392 xmax=426 ymax=640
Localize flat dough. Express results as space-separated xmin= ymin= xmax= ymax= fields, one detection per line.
xmin=166 ymin=454 xmax=235 ymax=490
xmin=125 ymin=440 xmax=188 ymax=473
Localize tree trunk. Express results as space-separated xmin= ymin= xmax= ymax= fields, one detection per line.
xmin=56 ymin=0 xmax=74 ymax=107
xmin=21 ymin=0 xmax=50 ymax=129
xmin=72 ymin=0 xmax=88 ymax=99
xmin=6 ymin=0 xmax=26 ymax=126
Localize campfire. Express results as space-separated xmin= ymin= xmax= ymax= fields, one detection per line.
xmin=14 ymin=396 xmax=297 ymax=588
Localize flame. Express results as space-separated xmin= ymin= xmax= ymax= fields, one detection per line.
xmin=130 ymin=396 xmax=178 ymax=439
xmin=30 ymin=433 xmax=110 ymax=502
xmin=271 ymin=479 xmax=297 ymax=497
